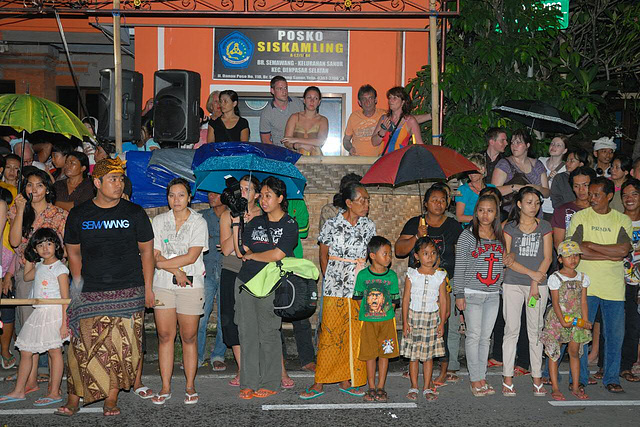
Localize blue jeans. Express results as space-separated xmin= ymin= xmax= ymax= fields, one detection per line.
xmin=463 ymin=291 xmax=500 ymax=382
xmin=197 ymin=272 xmax=227 ymax=365
xmin=576 ymin=296 xmax=624 ymax=387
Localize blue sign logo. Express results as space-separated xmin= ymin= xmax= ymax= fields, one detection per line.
xmin=218 ymin=31 xmax=254 ymax=69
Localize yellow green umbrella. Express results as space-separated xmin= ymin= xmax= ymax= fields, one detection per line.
xmin=0 ymin=93 xmax=92 ymax=140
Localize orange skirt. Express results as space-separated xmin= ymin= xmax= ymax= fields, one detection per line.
xmin=314 ymin=296 xmax=367 ymax=387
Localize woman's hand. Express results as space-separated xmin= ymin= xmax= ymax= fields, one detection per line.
xmin=14 ymin=194 xmax=27 ymax=212
xmin=437 ymin=322 xmax=444 ymax=338
xmin=529 ymin=283 xmax=540 ymax=301
xmin=380 ymin=116 xmax=392 ymax=131
xmin=59 ymin=323 xmax=70 ymax=340
xmin=1 ymin=276 xmax=12 ymax=295
xmin=403 ymin=322 xmax=411 ymax=338
xmin=583 ymin=321 xmax=593 ymax=330
xmin=455 ymin=297 xmax=466 ymax=311
xmin=417 ymin=222 xmax=428 ymax=238
xmin=529 ymin=270 xmax=546 ymax=284
xmin=242 ymin=252 xmax=254 ymax=262
xmin=174 ymin=269 xmax=192 ymax=288
xmin=503 ymin=253 xmax=515 ymax=268
xmin=145 ymin=288 xmax=156 ymax=308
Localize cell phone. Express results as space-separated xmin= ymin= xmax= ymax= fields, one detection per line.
xmin=173 ymin=275 xmax=193 ymax=285
xmin=527 ymin=296 xmax=538 ymax=308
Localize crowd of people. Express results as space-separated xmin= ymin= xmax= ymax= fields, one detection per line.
xmin=0 ymin=80 xmax=638 ymax=417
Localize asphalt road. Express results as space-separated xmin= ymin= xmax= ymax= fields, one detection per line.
xmin=1 ymin=360 xmax=638 ymax=427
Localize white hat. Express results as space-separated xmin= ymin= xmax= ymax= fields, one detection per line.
xmin=593 ymin=136 xmax=616 ymax=151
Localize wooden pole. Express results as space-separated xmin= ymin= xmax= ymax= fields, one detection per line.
xmin=429 ymin=0 xmax=440 ymax=146
xmin=0 ymin=299 xmax=71 ymax=306
xmin=113 ymin=1 xmax=123 ymax=154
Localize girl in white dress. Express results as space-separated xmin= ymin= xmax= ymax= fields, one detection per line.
xmin=0 ymin=228 xmax=69 ymax=406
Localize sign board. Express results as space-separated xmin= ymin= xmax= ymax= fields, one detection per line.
xmin=542 ymin=0 xmax=569 ymax=29
xmin=213 ymin=28 xmax=349 ymax=82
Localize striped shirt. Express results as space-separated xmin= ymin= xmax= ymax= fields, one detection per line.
xmin=453 ymin=228 xmax=505 ymax=297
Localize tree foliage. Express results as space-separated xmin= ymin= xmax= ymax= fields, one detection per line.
xmin=407 ymin=0 xmax=639 ymax=155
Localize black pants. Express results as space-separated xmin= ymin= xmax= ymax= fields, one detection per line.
xmin=491 ymin=295 xmax=530 ymax=368
xmin=621 ymin=285 xmax=639 ymax=372
xmin=220 ymin=268 xmax=240 ymax=347
xmin=281 ymin=318 xmax=316 ymax=367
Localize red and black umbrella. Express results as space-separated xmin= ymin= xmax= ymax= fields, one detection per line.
xmin=361 ymin=144 xmax=479 ymax=186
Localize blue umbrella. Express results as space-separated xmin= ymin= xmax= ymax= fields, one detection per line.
xmin=192 ymin=141 xmax=301 ymax=170
xmin=194 ymin=154 xmax=306 ymax=199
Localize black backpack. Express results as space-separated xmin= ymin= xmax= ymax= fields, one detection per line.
xmin=272 ymin=261 xmax=319 ymax=320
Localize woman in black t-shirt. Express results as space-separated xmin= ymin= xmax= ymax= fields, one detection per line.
xmin=207 ymin=90 xmax=250 ymax=143
xmin=232 ymin=176 xmax=298 ymax=399
xmin=395 ymin=184 xmax=463 ymax=384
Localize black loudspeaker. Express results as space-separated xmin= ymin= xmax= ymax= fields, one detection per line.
xmin=98 ymin=69 xmax=143 ymax=141
xmin=153 ymin=70 xmax=201 ymax=146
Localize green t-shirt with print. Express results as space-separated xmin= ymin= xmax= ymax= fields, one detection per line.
xmin=352 ymin=267 xmax=400 ymax=322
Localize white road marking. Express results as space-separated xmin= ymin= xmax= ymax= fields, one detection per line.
xmin=262 ymin=403 xmax=417 ymax=411
xmin=548 ymin=400 xmax=640 ymax=407
xmin=0 ymin=407 xmax=103 ymax=415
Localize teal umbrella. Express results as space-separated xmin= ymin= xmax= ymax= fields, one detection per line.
xmin=194 ymin=154 xmax=306 ymax=199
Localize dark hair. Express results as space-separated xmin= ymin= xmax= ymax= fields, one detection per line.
xmin=0 ymin=153 xmax=5 ymax=171
xmin=479 ymin=186 xmax=503 ymax=207
xmin=81 ymin=116 xmax=98 ymax=134
xmin=511 ymin=128 xmax=533 ymax=147
xmin=166 ymin=177 xmax=191 ymax=199
xmin=4 ymin=153 xmax=21 ymax=165
xmin=303 ymin=86 xmax=322 ymax=112
xmin=565 ymin=147 xmax=590 ymax=166
xmin=51 ymin=141 xmax=74 ymax=157
xmin=24 ymin=227 xmax=64 ymax=263
xmin=471 ymin=194 xmax=505 ymax=246
xmin=485 ymin=127 xmax=507 ymax=145
xmin=219 ymin=90 xmax=241 ymax=117
xmin=67 ymin=151 xmax=90 ymax=179
xmin=333 ymin=173 xmax=362 ymax=209
xmin=507 ymin=186 xmax=543 ymax=225
xmin=123 ymin=175 xmax=133 ymax=199
xmin=240 ymin=174 xmax=261 ymax=195
xmin=621 ymin=178 xmax=640 ymax=197
xmin=428 ymin=182 xmax=451 ymax=207
xmin=0 ymin=187 xmax=13 ymax=206
xmin=20 ymin=169 xmax=56 ymax=238
xmin=366 ymin=235 xmax=392 ymax=264
xmin=261 ymin=176 xmax=288 ymax=212
xmin=386 ymin=86 xmax=412 ymax=118
xmin=632 ymin=157 xmax=640 ymax=173
xmin=591 ymin=176 xmax=615 ymax=196
xmin=612 ymin=152 xmax=633 ymax=175
xmin=357 ymin=84 xmax=377 ymax=101
xmin=336 ymin=181 xmax=366 ymax=212
xmin=270 ymin=75 xmax=287 ymax=89
xmin=141 ymin=114 xmax=153 ymax=140
xmin=569 ymin=166 xmax=596 ymax=187
xmin=412 ymin=236 xmax=439 ymax=268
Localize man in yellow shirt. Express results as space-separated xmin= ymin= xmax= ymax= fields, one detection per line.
xmin=567 ymin=176 xmax=632 ymax=393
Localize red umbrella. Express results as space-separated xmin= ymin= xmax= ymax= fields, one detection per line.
xmin=360 ymin=144 xmax=479 ymax=186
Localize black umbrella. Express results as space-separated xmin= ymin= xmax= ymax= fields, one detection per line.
xmin=492 ymin=100 xmax=579 ymax=134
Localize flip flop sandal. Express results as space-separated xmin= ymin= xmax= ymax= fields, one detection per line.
xmin=281 ymin=377 xmax=295 ymax=389
xmin=533 ymin=383 xmax=547 ymax=397
xmin=36 ymin=374 xmax=49 ymax=383
xmin=470 ymin=385 xmax=487 ymax=397
xmin=620 ymin=371 xmax=640 ymax=382
xmin=502 ymin=382 xmax=516 ymax=397
xmin=338 ymin=386 xmax=365 ymax=397
xmin=363 ymin=389 xmax=376 ymax=402
xmin=593 ymin=370 xmax=604 ymax=380
xmin=228 ymin=376 xmax=240 ymax=387
xmin=133 ymin=386 xmax=154 ymax=399
xmin=152 ymin=393 xmax=172 ymax=405
xmin=212 ymin=361 xmax=227 ymax=372
xmin=25 ymin=386 xmax=40 ymax=395
xmin=432 ymin=379 xmax=448 ymax=388
xmin=299 ymin=388 xmax=325 ymax=400
xmin=487 ymin=359 xmax=503 ymax=368
xmin=513 ymin=367 xmax=530 ymax=377
xmin=33 ymin=397 xmax=63 ymax=406
xmin=184 ymin=391 xmax=199 ymax=405
xmin=482 ymin=384 xmax=496 ymax=395
xmin=551 ymin=391 xmax=566 ymax=401
xmin=571 ymin=390 xmax=589 ymax=400
xmin=568 ymin=383 xmax=585 ymax=392
xmin=406 ymin=388 xmax=419 ymax=401
xmin=103 ymin=405 xmax=121 ymax=416
xmin=239 ymin=389 xmax=254 ymax=400
xmin=253 ymin=388 xmax=277 ymax=398
xmin=402 ymin=369 xmax=409 ymax=379
xmin=423 ymin=388 xmax=438 ymax=401
xmin=0 ymin=395 xmax=26 ymax=404
xmin=3 ymin=373 xmax=17 ymax=382
xmin=587 ymin=377 xmax=598 ymax=385
xmin=445 ymin=372 xmax=460 ymax=383
xmin=54 ymin=405 xmax=80 ymax=417
xmin=1 ymin=354 xmax=16 ymax=370
xmin=605 ymin=384 xmax=625 ymax=394
xmin=374 ymin=389 xmax=388 ymax=402
xmin=542 ymin=377 xmax=552 ymax=385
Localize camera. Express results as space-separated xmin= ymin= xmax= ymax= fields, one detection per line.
xmin=220 ymin=176 xmax=248 ymax=218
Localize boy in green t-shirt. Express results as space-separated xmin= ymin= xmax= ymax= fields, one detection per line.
xmin=352 ymin=236 xmax=400 ymax=402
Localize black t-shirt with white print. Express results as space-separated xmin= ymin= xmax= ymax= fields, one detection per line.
xmin=237 ymin=213 xmax=298 ymax=283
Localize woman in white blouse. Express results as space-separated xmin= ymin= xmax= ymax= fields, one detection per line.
xmin=151 ymin=178 xmax=209 ymax=406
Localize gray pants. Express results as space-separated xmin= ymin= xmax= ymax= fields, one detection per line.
xmin=15 ymin=267 xmax=34 ymax=334
xmin=235 ymin=278 xmax=282 ymax=391
xmin=447 ymin=291 xmax=462 ymax=371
